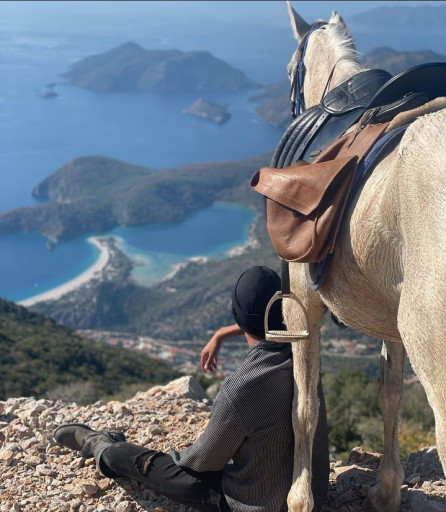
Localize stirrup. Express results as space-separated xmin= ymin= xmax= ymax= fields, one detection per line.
xmin=264 ymin=290 xmax=310 ymax=342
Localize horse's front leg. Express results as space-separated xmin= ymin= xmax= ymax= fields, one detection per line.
xmin=288 ymin=328 xmax=323 ymax=512
xmin=364 ymin=340 xmax=405 ymax=512
xmin=285 ymin=264 xmax=326 ymax=512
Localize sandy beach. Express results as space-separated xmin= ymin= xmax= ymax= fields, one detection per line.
xmin=18 ymin=237 xmax=110 ymax=307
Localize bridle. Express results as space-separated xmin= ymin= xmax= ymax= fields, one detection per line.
xmin=289 ymin=21 xmax=327 ymax=119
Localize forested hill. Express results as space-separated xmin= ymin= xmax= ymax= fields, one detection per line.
xmin=362 ymin=47 xmax=446 ymax=75
xmin=60 ymin=42 xmax=261 ymax=93
xmin=0 ymin=153 xmax=271 ymax=243
xmin=0 ymin=298 xmax=180 ymax=402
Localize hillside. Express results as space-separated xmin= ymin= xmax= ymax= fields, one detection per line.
xmin=0 ymin=298 xmax=180 ymax=403
xmin=251 ymin=79 xmax=290 ymax=128
xmin=363 ymin=47 xmax=446 ymax=75
xmin=0 ymin=153 xmax=270 ymax=243
xmin=0 ymin=377 xmax=444 ymax=511
xmin=60 ymin=42 xmax=260 ymax=93
xmin=4 ymin=44 xmax=445 ymax=242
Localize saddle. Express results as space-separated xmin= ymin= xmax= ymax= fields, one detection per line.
xmin=251 ymin=63 xmax=446 ymax=285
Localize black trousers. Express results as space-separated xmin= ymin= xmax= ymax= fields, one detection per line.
xmin=100 ymin=442 xmax=230 ymax=512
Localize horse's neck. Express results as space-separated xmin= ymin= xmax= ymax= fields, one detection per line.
xmin=305 ymin=55 xmax=365 ymax=108
xmin=331 ymin=59 xmax=366 ymax=89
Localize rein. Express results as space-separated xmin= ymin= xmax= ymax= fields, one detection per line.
xmin=290 ymin=21 xmax=327 ymax=118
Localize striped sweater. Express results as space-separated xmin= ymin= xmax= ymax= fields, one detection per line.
xmin=172 ymin=340 xmax=294 ymax=512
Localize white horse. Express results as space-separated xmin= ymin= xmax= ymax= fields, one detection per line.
xmin=282 ymin=4 xmax=446 ymax=512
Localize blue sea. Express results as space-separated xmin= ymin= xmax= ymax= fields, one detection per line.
xmin=0 ymin=1 xmax=444 ymax=302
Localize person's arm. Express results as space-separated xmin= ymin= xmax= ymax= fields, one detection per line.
xmin=201 ymin=324 xmax=244 ymax=372
xmin=173 ymin=389 xmax=247 ymax=472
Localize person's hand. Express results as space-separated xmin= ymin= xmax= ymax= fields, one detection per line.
xmin=201 ymin=324 xmax=244 ymax=372
xmin=201 ymin=334 xmax=222 ymax=372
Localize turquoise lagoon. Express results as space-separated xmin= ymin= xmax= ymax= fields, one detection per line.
xmin=0 ymin=203 xmax=256 ymax=303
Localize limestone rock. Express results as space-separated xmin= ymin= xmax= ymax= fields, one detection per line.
xmin=149 ymin=376 xmax=208 ymax=401
xmin=0 ymin=449 xmax=14 ymax=466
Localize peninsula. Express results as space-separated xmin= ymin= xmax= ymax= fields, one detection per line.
xmin=60 ymin=42 xmax=261 ymax=93
xmin=0 ymin=153 xmax=270 ymax=243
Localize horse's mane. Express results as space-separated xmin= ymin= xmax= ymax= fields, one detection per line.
xmin=323 ymin=13 xmax=365 ymax=80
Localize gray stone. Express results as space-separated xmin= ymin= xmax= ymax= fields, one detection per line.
xmin=407 ymin=489 xmax=428 ymax=510
xmin=405 ymin=472 xmax=421 ymax=485
xmin=425 ymin=501 xmax=446 ymax=512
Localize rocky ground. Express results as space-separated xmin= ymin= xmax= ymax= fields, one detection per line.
xmin=0 ymin=376 xmax=445 ymax=512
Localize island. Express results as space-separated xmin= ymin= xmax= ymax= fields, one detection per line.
xmin=60 ymin=42 xmax=261 ymax=93
xmin=182 ymin=98 xmax=231 ymax=124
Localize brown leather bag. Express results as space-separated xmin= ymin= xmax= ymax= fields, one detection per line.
xmin=251 ymin=122 xmax=389 ymax=263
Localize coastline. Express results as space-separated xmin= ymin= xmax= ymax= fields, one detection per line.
xmin=16 ymin=205 xmax=258 ymax=308
xmin=18 ymin=237 xmax=110 ymax=307
xmin=157 ymin=217 xmax=260 ymax=284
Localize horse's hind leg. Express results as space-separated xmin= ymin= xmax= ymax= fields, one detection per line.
xmin=398 ymin=289 xmax=446 ymax=477
xmin=364 ymin=340 xmax=405 ymax=512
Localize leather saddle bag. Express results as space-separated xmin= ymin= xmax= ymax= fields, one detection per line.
xmin=251 ymin=155 xmax=358 ymax=263
xmin=251 ymin=122 xmax=390 ymax=263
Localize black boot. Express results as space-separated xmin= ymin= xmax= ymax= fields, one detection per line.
xmin=54 ymin=423 xmax=126 ymax=477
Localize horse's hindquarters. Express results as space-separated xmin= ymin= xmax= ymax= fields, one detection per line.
xmin=393 ymin=109 xmax=446 ymax=474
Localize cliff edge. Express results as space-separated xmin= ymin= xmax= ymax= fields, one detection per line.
xmin=0 ymin=376 xmax=445 ymax=512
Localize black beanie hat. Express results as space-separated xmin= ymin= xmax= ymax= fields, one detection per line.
xmin=231 ymin=266 xmax=284 ymax=339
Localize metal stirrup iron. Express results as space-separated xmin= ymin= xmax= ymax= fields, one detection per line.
xmin=264 ymin=260 xmax=310 ymax=342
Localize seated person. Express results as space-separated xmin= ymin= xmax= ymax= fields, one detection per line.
xmin=54 ymin=266 xmax=329 ymax=512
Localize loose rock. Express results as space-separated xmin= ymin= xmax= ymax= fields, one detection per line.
xmin=0 ymin=377 xmax=444 ymax=511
